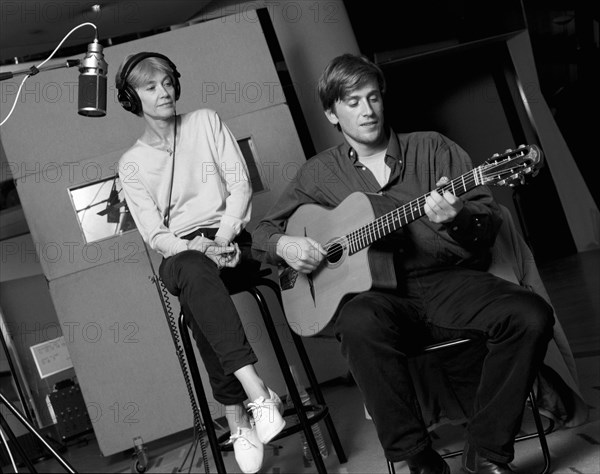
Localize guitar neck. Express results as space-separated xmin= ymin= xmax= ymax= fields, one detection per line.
xmin=346 ymin=167 xmax=484 ymax=254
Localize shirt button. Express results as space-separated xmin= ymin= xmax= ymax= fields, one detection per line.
xmin=362 ymin=167 xmax=366 ymax=170
xmin=452 ymin=226 xmax=459 ymax=231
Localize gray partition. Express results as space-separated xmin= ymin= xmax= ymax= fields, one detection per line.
xmin=3 ymin=17 xmax=286 ymax=280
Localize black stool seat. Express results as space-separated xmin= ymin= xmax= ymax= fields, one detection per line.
xmin=178 ymin=268 xmax=347 ymax=473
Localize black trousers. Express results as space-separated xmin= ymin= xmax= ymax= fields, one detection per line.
xmin=159 ymin=229 xmax=261 ymax=405
xmin=333 ymin=266 xmax=554 ymax=463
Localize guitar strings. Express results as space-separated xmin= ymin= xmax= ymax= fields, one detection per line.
xmin=325 ymin=155 xmax=529 ymax=260
xmin=347 ymin=158 xmax=524 ymax=249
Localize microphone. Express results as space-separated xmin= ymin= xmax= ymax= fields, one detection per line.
xmin=78 ymin=41 xmax=107 ymax=117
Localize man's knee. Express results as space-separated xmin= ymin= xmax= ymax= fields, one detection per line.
xmin=334 ymin=293 xmax=388 ymax=340
xmin=504 ymin=291 xmax=554 ymax=341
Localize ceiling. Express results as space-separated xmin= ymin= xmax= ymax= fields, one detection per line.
xmin=0 ymin=1 xmax=216 ymax=64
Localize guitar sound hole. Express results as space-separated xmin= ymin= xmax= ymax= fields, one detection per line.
xmin=326 ymin=242 xmax=344 ymax=264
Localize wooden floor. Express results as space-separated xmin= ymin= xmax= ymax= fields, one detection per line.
xmin=537 ymin=248 xmax=600 ymax=357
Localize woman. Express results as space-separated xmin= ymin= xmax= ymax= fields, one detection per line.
xmin=116 ymin=52 xmax=284 ymax=474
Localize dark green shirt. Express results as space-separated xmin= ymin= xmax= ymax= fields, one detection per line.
xmin=252 ymin=130 xmax=502 ymax=275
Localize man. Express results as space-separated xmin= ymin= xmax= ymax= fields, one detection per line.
xmin=252 ymin=53 xmax=554 ymax=473
xmin=116 ymin=52 xmax=285 ymax=474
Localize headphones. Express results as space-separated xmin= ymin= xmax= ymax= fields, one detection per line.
xmin=117 ymin=52 xmax=181 ymax=115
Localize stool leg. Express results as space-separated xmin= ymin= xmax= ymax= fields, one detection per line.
xmin=178 ymin=313 xmax=227 ymax=474
xmin=387 ymin=460 xmax=397 ymax=474
xmin=248 ymin=286 xmax=329 ymax=474
xmin=290 ymin=330 xmax=348 ymax=463
xmin=528 ymin=390 xmax=551 ymax=474
xmin=255 ymin=279 xmax=348 ymax=464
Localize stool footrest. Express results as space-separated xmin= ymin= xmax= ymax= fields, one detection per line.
xmin=215 ymin=404 xmax=329 ymax=451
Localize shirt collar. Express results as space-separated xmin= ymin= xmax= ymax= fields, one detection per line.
xmin=344 ymin=128 xmax=402 ymax=165
xmin=386 ymin=129 xmax=401 ymax=162
xmin=341 ymin=140 xmax=359 ymax=164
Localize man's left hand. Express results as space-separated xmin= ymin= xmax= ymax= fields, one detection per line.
xmin=424 ymin=176 xmax=463 ymax=224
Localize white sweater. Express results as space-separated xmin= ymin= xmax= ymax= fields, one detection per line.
xmin=119 ymin=109 xmax=252 ymax=258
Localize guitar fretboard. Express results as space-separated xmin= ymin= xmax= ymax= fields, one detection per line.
xmin=346 ymin=167 xmax=485 ymax=255
xmin=320 ymin=145 xmax=537 ymax=260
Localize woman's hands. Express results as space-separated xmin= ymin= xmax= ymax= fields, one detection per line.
xmin=188 ymin=235 xmax=241 ymax=269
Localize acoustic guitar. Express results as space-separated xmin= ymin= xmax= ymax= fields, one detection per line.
xmin=279 ymin=145 xmax=543 ymax=337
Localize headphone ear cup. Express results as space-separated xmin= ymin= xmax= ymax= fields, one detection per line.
xmin=174 ymin=78 xmax=181 ymax=101
xmin=118 ymin=83 xmax=142 ymax=115
xmin=170 ymin=65 xmax=181 ymax=101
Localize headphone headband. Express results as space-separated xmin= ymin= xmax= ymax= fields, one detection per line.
xmin=117 ymin=52 xmax=181 ymax=115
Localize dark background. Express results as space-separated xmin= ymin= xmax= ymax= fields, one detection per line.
xmin=343 ymin=0 xmax=599 ymax=263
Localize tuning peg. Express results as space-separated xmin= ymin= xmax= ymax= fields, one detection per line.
xmin=518 ymin=144 xmax=526 ymax=149
xmin=492 ymin=153 xmax=500 ymax=157
xmin=505 ymin=148 xmax=513 ymax=153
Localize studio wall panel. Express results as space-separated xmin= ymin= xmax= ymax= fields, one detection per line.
xmin=1 ymin=15 xmax=288 ymax=283
xmin=48 ymin=246 xmax=306 ymax=456
xmin=0 ymin=12 xmax=289 ymax=283
xmin=1 ymin=12 xmax=321 ymax=456
xmin=48 ymin=248 xmax=193 ymax=456
xmin=226 ymin=104 xmax=308 ymax=231
xmin=13 ymin=150 xmax=132 ymax=280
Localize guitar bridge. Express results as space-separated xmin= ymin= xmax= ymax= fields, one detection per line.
xmin=279 ymin=267 xmax=298 ymax=290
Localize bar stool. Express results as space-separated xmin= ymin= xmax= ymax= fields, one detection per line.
xmin=177 ymin=268 xmax=347 ymax=474
xmin=386 ymin=338 xmax=553 ymax=474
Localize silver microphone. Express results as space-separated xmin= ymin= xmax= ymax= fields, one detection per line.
xmin=78 ymin=41 xmax=107 ymax=117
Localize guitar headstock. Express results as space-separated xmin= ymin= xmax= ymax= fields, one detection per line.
xmin=482 ymin=144 xmax=544 ymax=187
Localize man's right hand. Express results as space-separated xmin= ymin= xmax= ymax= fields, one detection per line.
xmin=276 ymin=235 xmax=326 ymax=273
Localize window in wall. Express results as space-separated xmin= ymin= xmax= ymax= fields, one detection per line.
xmin=68 ymin=175 xmax=136 ymax=244
xmin=237 ymin=137 xmax=268 ymax=194
xmin=0 ymin=179 xmax=19 ymax=212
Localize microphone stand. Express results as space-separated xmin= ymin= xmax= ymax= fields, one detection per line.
xmin=0 ymin=59 xmax=80 ymax=82
xmin=0 ymin=393 xmax=77 ymax=473
xmin=0 ymin=22 xmax=103 ymax=126
xmin=0 ymin=318 xmax=77 ymax=472
xmin=0 ymin=314 xmax=34 ymax=424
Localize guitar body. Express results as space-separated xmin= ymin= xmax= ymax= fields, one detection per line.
xmin=278 ymin=145 xmax=543 ymax=337
xmin=281 ymin=192 xmax=397 ymax=337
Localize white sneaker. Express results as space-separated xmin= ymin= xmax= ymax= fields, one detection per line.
xmin=229 ymin=426 xmax=264 ymax=474
xmin=247 ymin=387 xmax=286 ymax=444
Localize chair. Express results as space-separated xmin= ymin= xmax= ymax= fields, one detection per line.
xmin=177 ymin=268 xmax=347 ymax=474
xmin=385 ymin=337 xmax=553 ymax=474
xmin=384 ymin=205 xmax=559 ymax=474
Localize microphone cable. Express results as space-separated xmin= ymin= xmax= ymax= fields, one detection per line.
xmin=163 ymin=111 xmax=178 ymax=228
xmin=141 ymin=237 xmax=210 ymax=474
xmin=149 ymin=110 xmax=211 ymax=474
xmin=0 ymin=22 xmax=97 ymax=127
